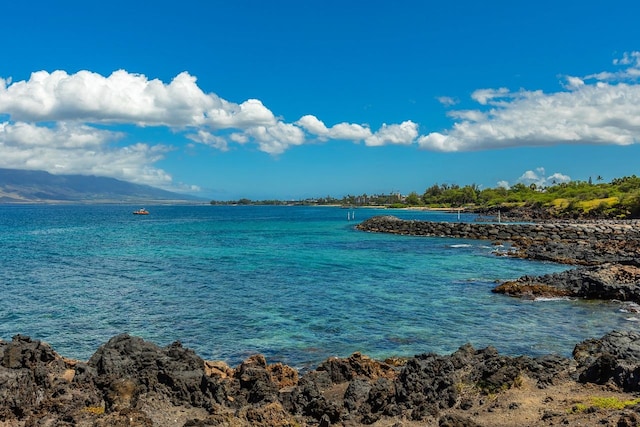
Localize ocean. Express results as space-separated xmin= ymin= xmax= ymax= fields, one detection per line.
xmin=0 ymin=204 xmax=635 ymax=369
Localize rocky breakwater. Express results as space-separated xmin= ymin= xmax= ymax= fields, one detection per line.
xmin=4 ymin=332 xmax=640 ymax=426
xmin=357 ymin=216 xmax=640 ymax=302
xmin=356 ymin=216 xmax=640 ymax=266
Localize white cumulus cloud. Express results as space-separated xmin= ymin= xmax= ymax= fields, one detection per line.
xmin=499 ymin=167 xmax=571 ymax=189
xmin=296 ymin=115 xmax=372 ymax=141
xmin=0 ymin=69 xmax=421 ymax=189
xmin=0 ymin=121 xmax=172 ymax=187
xmin=547 ymin=172 xmax=571 ymax=184
xmin=245 ymin=122 xmax=306 ymax=155
xmin=364 ymin=121 xmax=418 ymax=147
xmin=186 ymin=130 xmax=229 ymax=151
xmin=3 ymin=54 xmax=640 ymax=190
xmin=437 ymin=96 xmax=458 ymax=107
xmin=419 ymin=52 xmax=640 ymax=152
xmin=0 ymin=70 xmax=279 ymax=129
xmin=470 ymin=87 xmax=511 ymax=105
xmin=0 ymin=121 xmax=120 ymax=148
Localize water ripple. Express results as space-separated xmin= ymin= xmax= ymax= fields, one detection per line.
xmin=0 ymin=204 xmax=636 ymax=366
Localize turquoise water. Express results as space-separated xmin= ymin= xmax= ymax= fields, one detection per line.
xmin=0 ymin=204 xmax=635 ymax=369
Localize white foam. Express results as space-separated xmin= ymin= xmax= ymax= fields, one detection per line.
xmin=619 ymin=302 xmax=640 ymax=313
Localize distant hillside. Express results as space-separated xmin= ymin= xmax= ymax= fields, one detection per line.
xmin=0 ymin=168 xmax=202 ymax=203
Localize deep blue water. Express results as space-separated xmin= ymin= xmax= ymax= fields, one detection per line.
xmin=0 ymin=204 xmax=636 ymax=369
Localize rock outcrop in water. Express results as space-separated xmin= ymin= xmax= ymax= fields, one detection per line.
xmin=3 ymin=332 xmax=640 ymax=426
xmin=357 ymin=215 xmax=640 ymax=303
xmin=493 ymin=263 xmax=640 ymax=301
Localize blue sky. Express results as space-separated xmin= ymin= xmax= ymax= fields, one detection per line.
xmin=1 ymin=0 xmax=640 ymax=200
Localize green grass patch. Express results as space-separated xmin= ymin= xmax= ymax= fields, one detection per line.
xmin=577 ymin=197 xmax=619 ymax=211
xmin=570 ymin=396 xmax=640 ymax=413
xmin=551 ymin=198 xmax=570 ymax=209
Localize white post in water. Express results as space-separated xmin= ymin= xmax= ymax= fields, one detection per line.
xmin=498 ymin=210 xmax=501 ymax=223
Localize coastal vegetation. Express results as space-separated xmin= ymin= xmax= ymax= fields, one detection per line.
xmin=210 ymin=175 xmax=640 ymax=219
xmin=417 ymin=175 xmax=640 ymax=218
xmin=570 ymin=397 xmax=640 ymax=413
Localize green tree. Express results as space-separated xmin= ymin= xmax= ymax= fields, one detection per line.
xmin=461 ymin=184 xmax=479 ymax=204
xmin=422 ymin=184 xmax=443 ymax=204
xmin=405 ymin=191 xmax=422 ymax=206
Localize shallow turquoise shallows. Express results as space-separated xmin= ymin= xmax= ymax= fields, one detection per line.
xmin=0 ymin=205 xmax=635 ymax=369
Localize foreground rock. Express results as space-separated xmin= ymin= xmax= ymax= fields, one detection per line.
xmin=3 ymin=332 xmax=640 ymax=426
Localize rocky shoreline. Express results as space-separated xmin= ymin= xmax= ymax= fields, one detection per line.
xmin=4 ymin=216 xmax=640 ymax=426
xmin=3 ymin=331 xmax=640 ymax=427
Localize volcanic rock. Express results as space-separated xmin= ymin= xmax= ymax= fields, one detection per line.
xmin=493 ymin=263 xmax=640 ymax=302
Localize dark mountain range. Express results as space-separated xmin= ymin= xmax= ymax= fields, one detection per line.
xmin=0 ymin=168 xmax=202 ymax=203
